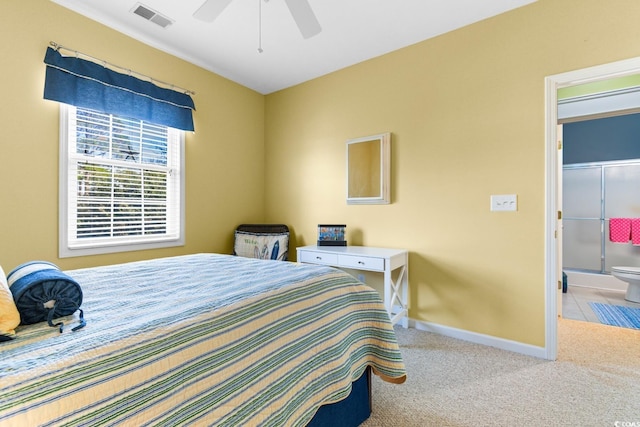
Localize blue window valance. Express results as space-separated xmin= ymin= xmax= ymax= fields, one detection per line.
xmin=43 ymin=47 xmax=196 ymax=131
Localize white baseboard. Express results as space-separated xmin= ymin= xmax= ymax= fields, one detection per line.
xmin=564 ymin=270 xmax=627 ymax=292
xmin=409 ymin=319 xmax=548 ymax=359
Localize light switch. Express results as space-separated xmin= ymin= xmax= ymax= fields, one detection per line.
xmin=491 ymin=194 xmax=517 ymax=212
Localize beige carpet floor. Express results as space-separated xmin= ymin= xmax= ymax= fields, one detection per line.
xmin=362 ymin=319 xmax=639 ymax=426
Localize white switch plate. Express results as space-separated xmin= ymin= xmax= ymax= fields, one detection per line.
xmin=491 ymin=194 xmax=517 ymax=212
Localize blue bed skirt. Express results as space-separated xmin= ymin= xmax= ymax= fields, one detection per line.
xmin=308 ymin=367 xmax=371 ymax=426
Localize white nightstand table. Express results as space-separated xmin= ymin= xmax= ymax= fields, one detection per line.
xmin=296 ymin=245 xmax=409 ymax=327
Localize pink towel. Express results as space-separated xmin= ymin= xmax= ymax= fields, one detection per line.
xmin=632 ymin=219 xmax=640 ymax=245
xmin=609 ymin=218 xmax=631 ymax=243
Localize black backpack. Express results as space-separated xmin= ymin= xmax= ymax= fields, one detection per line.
xmin=7 ymin=261 xmax=86 ymax=333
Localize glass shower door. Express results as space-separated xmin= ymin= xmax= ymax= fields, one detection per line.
xmin=564 ymin=161 xmax=640 ymax=273
xmin=563 ymin=166 xmax=602 ymax=272
xmin=604 ymin=163 xmax=640 ymax=270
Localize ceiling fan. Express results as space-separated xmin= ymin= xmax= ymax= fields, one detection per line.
xmin=193 ymin=0 xmax=322 ymax=39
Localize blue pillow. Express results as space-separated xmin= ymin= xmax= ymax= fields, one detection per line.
xmin=7 ymin=261 xmax=85 ymax=332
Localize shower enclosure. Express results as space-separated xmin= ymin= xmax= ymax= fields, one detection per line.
xmin=563 ymin=160 xmax=640 ymax=274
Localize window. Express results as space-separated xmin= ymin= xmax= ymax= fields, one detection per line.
xmin=59 ymin=105 xmax=184 ymax=257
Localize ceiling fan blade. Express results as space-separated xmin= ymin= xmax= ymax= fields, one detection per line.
xmin=193 ymin=0 xmax=234 ymax=23
xmin=283 ymin=0 xmax=321 ymax=39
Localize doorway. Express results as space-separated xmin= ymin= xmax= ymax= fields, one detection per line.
xmin=545 ymin=57 xmax=640 ymax=360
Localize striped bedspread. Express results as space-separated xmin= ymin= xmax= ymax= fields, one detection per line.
xmin=0 ymin=253 xmax=406 ymax=426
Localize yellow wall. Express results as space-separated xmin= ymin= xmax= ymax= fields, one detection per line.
xmin=264 ymin=0 xmax=640 ymax=347
xmin=0 ymin=1 xmax=265 ymax=270
xmin=5 ymin=0 xmax=640 ymax=349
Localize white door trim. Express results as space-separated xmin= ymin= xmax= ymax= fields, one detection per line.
xmin=544 ymin=56 xmax=640 ymax=360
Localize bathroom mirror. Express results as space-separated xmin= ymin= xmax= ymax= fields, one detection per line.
xmin=346 ymin=132 xmax=391 ymax=204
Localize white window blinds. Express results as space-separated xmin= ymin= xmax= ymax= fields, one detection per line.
xmin=60 ymin=105 xmax=184 ymax=257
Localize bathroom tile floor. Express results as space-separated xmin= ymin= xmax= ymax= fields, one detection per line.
xmin=562 ymin=285 xmax=640 ymax=324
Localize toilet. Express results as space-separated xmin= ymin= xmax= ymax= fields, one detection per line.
xmin=610 ymin=266 xmax=640 ymax=303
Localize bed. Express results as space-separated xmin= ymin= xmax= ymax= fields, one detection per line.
xmin=1 ymin=253 xmax=406 ymax=426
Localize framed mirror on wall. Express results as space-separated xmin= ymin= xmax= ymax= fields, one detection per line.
xmin=346 ymin=132 xmax=391 ymax=205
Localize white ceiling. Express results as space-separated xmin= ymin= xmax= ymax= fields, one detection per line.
xmin=51 ymin=0 xmax=536 ymax=94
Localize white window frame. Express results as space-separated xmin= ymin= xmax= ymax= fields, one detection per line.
xmin=59 ymin=105 xmax=185 ymax=258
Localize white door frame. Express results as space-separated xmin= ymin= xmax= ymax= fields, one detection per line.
xmin=544 ymin=57 xmax=640 ymax=360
